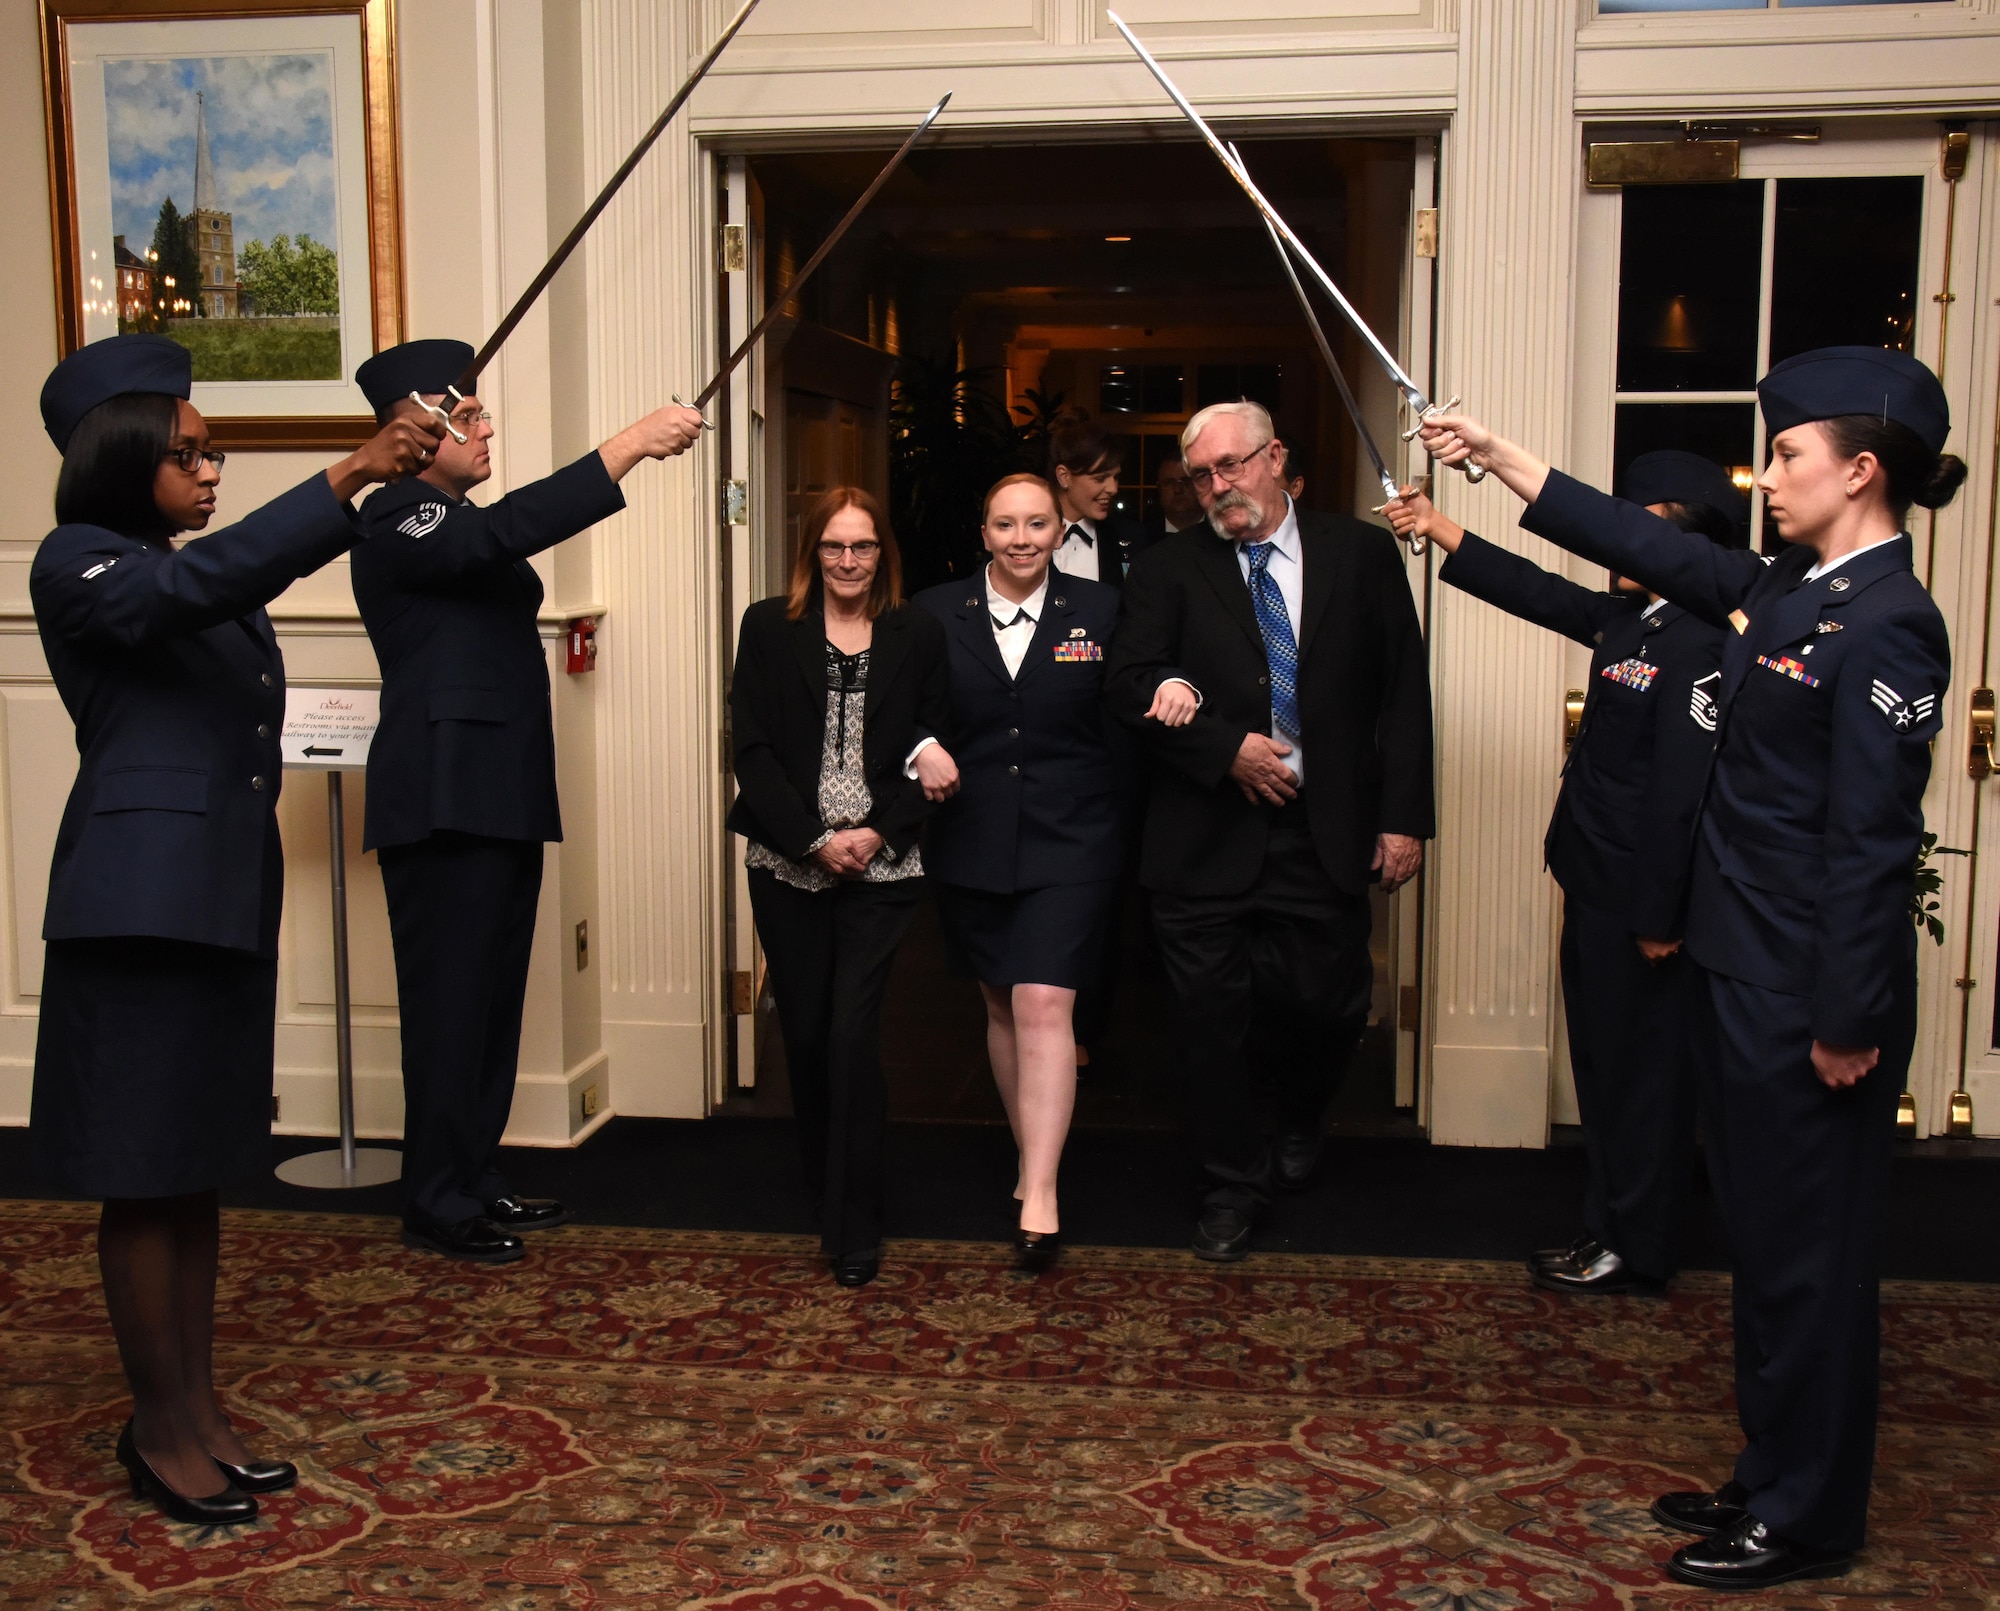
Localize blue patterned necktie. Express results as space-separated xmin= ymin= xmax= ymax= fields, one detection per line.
xmin=1245 ymin=541 xmax=1301 ymax=738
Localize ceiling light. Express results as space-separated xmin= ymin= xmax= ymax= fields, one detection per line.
xmin=1104 ymin=235 xmax=1132 ymax=242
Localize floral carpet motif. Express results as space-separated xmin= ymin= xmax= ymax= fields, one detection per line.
xmin=1 ymin=1200 xmax=1996 ymax=1608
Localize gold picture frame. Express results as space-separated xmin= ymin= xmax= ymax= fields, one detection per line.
xmin=40 ymin=0 xmax=404 ymax=450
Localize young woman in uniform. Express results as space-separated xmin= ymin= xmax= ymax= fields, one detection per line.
xmin=1385 ymin=452 xmax=1743 ymax=1300
xmin=1412 ymin=346 xmax=1962 ymax=1590
xmin=29 ymin=335 xmax=437 ymax=1527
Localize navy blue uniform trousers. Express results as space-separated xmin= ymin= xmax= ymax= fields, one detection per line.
xmin=380 ymin=831 xmax=544 ymax=1225
xmin=1693 ymin=963 xmax=1911 ymax=1552
xmin=1558 ymin=897 xmax=1696 ymax=1282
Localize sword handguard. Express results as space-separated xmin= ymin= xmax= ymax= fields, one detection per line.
xmin=408 ymin=390 xmax=468 ymax=445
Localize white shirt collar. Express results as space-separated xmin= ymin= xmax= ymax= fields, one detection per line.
xmin=1641 ymin=596 xmax=1668 ymax=619
xmin=1224 ymin=496 xmax=1301 ymax=561
xmin=1061 ymin=513 xmax=1097 ymax=541
xmin=1804 ymin=533 xmax=1904 ymax=582
xmin=985 ymin=564 xmax=1049 ymax=623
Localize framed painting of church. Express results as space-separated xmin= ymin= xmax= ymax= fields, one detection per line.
xmin=39 ymin=0 xmax=404 ymax=449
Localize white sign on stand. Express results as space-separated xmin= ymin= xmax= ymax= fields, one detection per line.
xmin=281 ymin=687 xmax=380 ymax=770
xmin=275 ymin=687 xmax=398 ymax=1191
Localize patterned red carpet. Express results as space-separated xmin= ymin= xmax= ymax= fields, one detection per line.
xmin=1 ymin=1200 xmax=1995 ymax=1608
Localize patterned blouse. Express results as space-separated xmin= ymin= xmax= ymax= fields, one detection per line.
xmin=744 ymin=642 xmax=923 ymax=892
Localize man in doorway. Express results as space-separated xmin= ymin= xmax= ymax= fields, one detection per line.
xmin=1107 ymin=400 xmax=1433 ymax=1261
xmin=1146 ymin=454 xmax=1203 ymax=546
xmin=1049 ymin=410 xmax=1151 ymax=584
xmin=352 ymin=339 xmax=703 ymax=1264
xmin=1281 ymin=440 xmax=1312 ymax=507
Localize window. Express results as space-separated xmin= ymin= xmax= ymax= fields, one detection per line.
xmin=1613 ymin=175 xmax=1924 ymax=544
xmin=1098 ymin=363 xmax=1183 ymax=416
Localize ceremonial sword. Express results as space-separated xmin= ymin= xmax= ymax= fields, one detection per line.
xmin=686 ymin=93 xmax=953 ymax=415
xmin=408 ymin=0 xmax=767 ymax=441
xmin=1225 ymin=143 xmax=1431 ymax=552
xmin=1106 ymin=10 xmax=1483 ymax=486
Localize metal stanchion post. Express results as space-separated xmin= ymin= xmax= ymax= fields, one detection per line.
xmin=275 ymin=771 xmax=402 ymax=1189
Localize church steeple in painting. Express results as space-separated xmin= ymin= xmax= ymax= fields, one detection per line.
xmin=186 ymin=90 xmax=237 ymax=317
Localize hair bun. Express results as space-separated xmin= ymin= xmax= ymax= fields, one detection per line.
xmin=1916 ymin=452 xmax=1969 ymax=511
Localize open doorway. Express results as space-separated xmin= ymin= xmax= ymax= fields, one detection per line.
xmin=723 ymin=132 xmax=1427 ymax=1136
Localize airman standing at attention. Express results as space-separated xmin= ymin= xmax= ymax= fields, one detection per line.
xmin=351 ymin=339 xmax=703 ymax=1265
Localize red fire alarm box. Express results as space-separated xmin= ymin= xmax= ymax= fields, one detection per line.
xmin=565 ymin=616 xmax=598 ymax=674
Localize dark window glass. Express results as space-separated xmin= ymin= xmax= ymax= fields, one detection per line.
xmin=1141 ymin=364 xmax=1185 ymax=414
xmin=1612 ymin=402 xmax=1757 ymax=503
xmin=1196 ymin=362 xmax=1283 ymax=411
xmin=1142 ymin=433 xmax=1181 ymax=483
xmin=1099 ymin=365 xmax=1139 ymax=413
xmin=1616 ymin=182 xmax=1764 ymax=391
xmin=1768 ymin=176 xmax=1923 ymax=365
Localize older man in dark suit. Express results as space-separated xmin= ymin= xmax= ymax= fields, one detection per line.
xmin=1107 ymin=400 xmax=1434 ymax=1260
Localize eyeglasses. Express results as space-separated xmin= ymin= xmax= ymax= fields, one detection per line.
xmin=160 ymin=446 xmax=226 ymax=474
xmin=449 ymin=409 xmax=492 ymax=427
xmin=818 ymin=541 xmax=881 ymax=562
xmin=1185 ymin=448 xmax=1268 ymax=491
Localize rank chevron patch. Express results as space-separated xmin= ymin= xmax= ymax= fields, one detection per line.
xmin=1689 ymin=671 xmax=1721 ymax=732
xmin=396 ymin=502 xmax=449 ymax=539
xmin=1870 ymin=679 xmax=1937 ymax=733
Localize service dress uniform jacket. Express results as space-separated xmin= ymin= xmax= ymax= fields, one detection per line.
xmin=914 ymin=567 xmax=1126 ymax=993
xmin=1440 ymin=530 xmax=1722 ymax=1281
xmin=1523 ymin=469 xmax=1949 ymax=1553
xmin=353 ymin=452 xmax=625 ymax=851
xmin=353 ymin=452 xmax=626 ymax=1230
xmin=29 ymin=474 xmax=359 ymax=1197
xmin=915 ymin=567 xmax=1124 ymax=892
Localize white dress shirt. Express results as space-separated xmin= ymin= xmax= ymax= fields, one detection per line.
xmin=1232 ymin=497 xmax=1306 ymax=783
xmin=1804 ymin=533 xmax=1902 ymax=582
xmin=1056 ymin=516 xmax=1101 ymax=581
xmin=987 ymin=564 xmax=1049 ymax=679
xmin=1641 ymin=595 xmax=1667 ymax=620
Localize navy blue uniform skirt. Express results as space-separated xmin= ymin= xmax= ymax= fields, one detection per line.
xmin=30 ymin=937 xmax=278 ymax=1199
xmin=935 ymin=878 xmax=1117 ymax=990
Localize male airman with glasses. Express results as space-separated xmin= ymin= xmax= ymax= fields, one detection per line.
xmin=351 ymin=339 xmax=702 ymax=1264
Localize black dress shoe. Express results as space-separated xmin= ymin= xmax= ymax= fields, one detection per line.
xmin=483 ymin=1195 xmax=572 ymax=1233
xmin=212 ymin=1453 xmax=298 ymax=1494
xmin=1528 ymin=1234 xmax=1601 ymax=1274
xmin=1530 ymin=1245 xmax=1663 ymax=1296
xmin=1651 ymin=1479 xmax=1750 ymax=1537
xmin=116 ymin=1421 xmax=258 ymax=1527
xmin=1190 ymin=1205 xmax=1254 ymax=1263
xmin=1667 ymin=1517 xmax=1853 ymax=1589
xmin=401 ymin=1214 xmax=525 ymax=1264
xmin=1014 ymin=1230 xmax=1061 ymax=1273
xmin=831 ymin=1253 xmax=879 ymax=1288
xmin=1273 ymin=1130 xmax=1323 ymax=1192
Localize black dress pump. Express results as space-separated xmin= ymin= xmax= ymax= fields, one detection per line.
xmin=212 ymin=1452 xmax=298 ymax=1493
xmin=115 ymin=1421 xmax=258 ymax=1526
xmin=1014 ymin=1228 xmax=1061 ymax=1273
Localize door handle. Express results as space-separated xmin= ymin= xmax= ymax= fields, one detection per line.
xmin=1970 ymin=687 xmax=1994 ymax=781
xmin=1564 ymin=689 xmax=1585 ymax=754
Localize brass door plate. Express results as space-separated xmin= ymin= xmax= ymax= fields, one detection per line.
xmin=1586 ymin=141 xmax=1739 ymax=188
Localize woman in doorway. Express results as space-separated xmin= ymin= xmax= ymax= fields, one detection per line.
xmin=1048 ymin=410 xmax=1151 ymax=586
xmin=29 ymin=334 xmax=438 ymax=1527
xmin=728 ymin=488 xmax=949 ymax=1289
xmin=1411 ymin=346 xmax=1961 ymax=1592
xmin=913 ymin=475 xmax=1186 ymax=1268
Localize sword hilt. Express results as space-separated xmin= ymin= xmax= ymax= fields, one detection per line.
xmin=671 ymin=393 xmax=714 ymax=431
xmin=1400 ymin=395 xmax=1488 ymax=483
xmin=407 ymin=390 xmax=468 ymax=445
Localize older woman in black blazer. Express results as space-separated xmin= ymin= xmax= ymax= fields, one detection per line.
xmin=912 ymin=475 xmax=1184 ymax=1268
xmin=28 ymin=335 xmax=436 ymax=1527
xmin=727 ymin=487 xmax=949 ymax=1288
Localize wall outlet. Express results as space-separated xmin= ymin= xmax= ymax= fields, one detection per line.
xmin=580 ymin=1084 xmax=601 ymax=1119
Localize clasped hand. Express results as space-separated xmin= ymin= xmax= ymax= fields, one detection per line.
xmin=811 ymin=827 xmax=883 ymax=878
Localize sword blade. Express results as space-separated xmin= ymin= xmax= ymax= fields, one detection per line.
xmin=1105 ymin=10 xmax=1427 ymax=413
xmin=456 ymin=0 xmax=765 ymax=393
xmin=691 ymin=94 xmax=952 ymax=413
xmin=1229 ymin=145 xmax=1397 ymax=503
